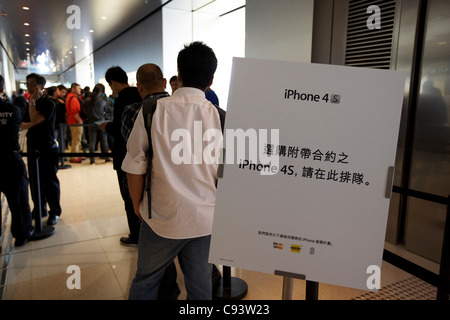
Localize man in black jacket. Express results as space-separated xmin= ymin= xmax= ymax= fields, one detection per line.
xmin=101 ymin=66 xmax=142 ymax=246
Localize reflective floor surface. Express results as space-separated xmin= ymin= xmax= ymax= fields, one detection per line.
xmin=0 ymin=158 xmax=440 ymax=300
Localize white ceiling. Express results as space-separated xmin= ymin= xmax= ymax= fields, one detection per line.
xmin=0 ymin=0 xmax=244 ymax=75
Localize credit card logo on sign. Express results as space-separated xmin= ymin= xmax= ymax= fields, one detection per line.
xmin=273 ymin=242 xmax=284 ymax=250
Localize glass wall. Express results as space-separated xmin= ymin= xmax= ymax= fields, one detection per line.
xmin=385 ymin=0 xmax=420 ymax=243
xmin=404 ymin=0 xmax=450 ymax=262
xmin=409 ymin=0 xmax=450 ymax=197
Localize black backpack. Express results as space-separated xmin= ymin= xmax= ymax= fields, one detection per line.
xmin=69 ymin=95 xmax=88 ymax=121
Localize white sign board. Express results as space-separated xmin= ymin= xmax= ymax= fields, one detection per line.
xmin=209 ymin=58 xmax=406 ymax=291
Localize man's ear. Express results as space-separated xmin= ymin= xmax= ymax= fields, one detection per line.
xmin=177 ymin=70 xmax=183 ymax=86
xmin=136 ymin=82 xmax=142 ymax=95
xmin=109 ymin=80 xmax=117 ymax=92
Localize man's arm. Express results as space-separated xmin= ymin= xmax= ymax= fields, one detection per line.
xmin=21 ymin=101 xmax=45 ymax=130
xmin=121 ymin=109 xmax=150 ymax=220
xmin=73 ymin=112 xmax=82 ymax=124
xmin=127 ymin=173 xmax=144 ymax=220
xmin=71 ymin=98 xmax=83 ymax=124
xmin=67 ymin=96 xmax=83 ymax=124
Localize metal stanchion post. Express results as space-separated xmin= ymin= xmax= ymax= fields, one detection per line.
xmin=213 ymin=266 xmax=248 ymax=300
xmin=213 ymin=158 xmax=248 ymax=300
xmin=29 ymin=150 xmax=55 ymax=240
xmin=58 ymin=123 xmax=71 ymax=169
xmin=305 ymin=281 xmax=319 ymax=300
xmin=282 ymin=277 xmax=294 ymax=300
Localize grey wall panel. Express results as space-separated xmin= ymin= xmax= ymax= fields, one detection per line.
xmin=245 ymin=0 xmax=313 ymax=63
xmin=93 ymin=11 xmax=163 ymax=82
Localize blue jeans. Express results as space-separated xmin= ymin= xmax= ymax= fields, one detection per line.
xmin=128 ymin=222 xmax=213 ymax=300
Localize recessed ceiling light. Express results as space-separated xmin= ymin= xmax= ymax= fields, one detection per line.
xmin=25 ymin=42 xmax=30 ymax=45
xmin=89 ymin=29 xmax=94 ymax=33
xmin=80 ymin=38 xmax=84 ymax=42
xmin=101 ymin=16 xmax=107 ymax=20
xmin=24 ymin=23 xmax=30 ymax=26
xmin=26 ymin=48 xmax=30 ymax=51
xmin=23 ymin=7 xmax=30 ymax=10
xmin=25 ymin=34 xmax=30 ymax=37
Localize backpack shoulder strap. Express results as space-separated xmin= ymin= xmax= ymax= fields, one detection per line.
xmin=141 ymin=97 xmax=159 ymax=219
xmin=142 ymin=97 xmax=159 ymax=158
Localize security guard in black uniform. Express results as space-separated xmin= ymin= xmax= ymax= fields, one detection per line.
xmin=0 ymin=75 xmax=34 ymax=247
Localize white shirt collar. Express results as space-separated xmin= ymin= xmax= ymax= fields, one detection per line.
xmin=173 ymin=87 xmax=205 ymax=97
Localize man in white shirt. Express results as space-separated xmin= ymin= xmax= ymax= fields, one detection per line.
xmin=123 ymin=42 xmax=222 ymax=300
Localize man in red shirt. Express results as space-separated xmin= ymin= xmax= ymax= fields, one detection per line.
xmin=66 ymin=83 xmax=83 ymax=163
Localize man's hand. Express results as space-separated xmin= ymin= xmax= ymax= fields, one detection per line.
xmin=74 ymin=113 xmax=83 ymax=124
xmin=30 ymin=90 xmax=42 ymax=103
xmin=20 ymin=122 xmax=31 ymax=130
xmin=127 ymin=173 xmax=145 ymax=221
xmin=135 ymin=210 xmax=142 ymax=220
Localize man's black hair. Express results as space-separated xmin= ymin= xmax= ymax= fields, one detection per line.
xmin=93 ymin=83 xmax=105 ymax=94
xmin=47 ymin=86 xmax=58 ymax=97
xmin=26 ymin=73 xmax=46 ymax=86
xmin=0 ymin=74 xmax=4 ymax=91
xmin=105 ymin=66 xmax=128 ymax=85
xmin=177 ymin=41 xmax=217 ymax=91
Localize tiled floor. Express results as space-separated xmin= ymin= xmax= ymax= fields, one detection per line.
xmin=0 ymin=158 xmax=441 ymax=300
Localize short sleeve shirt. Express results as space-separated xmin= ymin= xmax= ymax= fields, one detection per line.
xmin=0 ymin=100 xmax=22 ymax=152
xmin=26 ymin=95 xmax=56 ymax=150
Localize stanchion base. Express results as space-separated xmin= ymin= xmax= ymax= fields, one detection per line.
xmin=213 ymin=277 xmax=248 ymax=300
xmin=59 ymin=164 xmax=72 ymax=170
xmin=30 ymin=225 xmax=56 ymax=241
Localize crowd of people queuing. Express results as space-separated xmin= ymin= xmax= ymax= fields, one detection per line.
xmin=6 ymin=82 xmax=115 ymax=163
xmin=0 ymin=41 xmax=225 ymax=300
